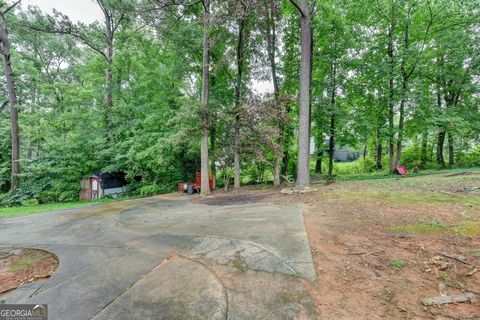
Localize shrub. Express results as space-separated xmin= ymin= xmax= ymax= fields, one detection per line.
xmin=137 ymin=183 xmax=173 ymax=197
xmin=456 ymin=147 xmax=480 ymax=167
xmin=23 ymin=198 xmax=39 ymax=206
xmin=401 ymin=146 xmax=422 ymax=168
xmin=329 ymin=158 xmax=377 ymax=175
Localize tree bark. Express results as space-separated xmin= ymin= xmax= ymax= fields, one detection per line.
xmin=328 ymin=31 xmax=337 ymax=180
xmin=435 ymin=83 xmax=445 ymax=167
xmin=421 ymin=131 xmax=428 ymax=168
xmin=234 ymin=17 xmax=246 ymax=193
xmin=395 ymin=75 xmax=407 ymax=168
xmin=265 ymin=2 xmax=282 ymax=187
xmin=282 ymin=137 xmax=290 ymax=177
xmin=315 ymin=149 xmax=323 ymax=174
xmin=328 ymin=113 xmax=335 ymax=179
xmin=386 ymin=0 xmax=397 ymax=173
xmin=273 ymin=150 xmax=281 ymax=186
xmin=281 ymin=103 xmax=292 ymax=178
xmin=436 ymin=131 xmax=446 ymax=167
xmin=295 ymin=0 xmax=313 ymax=189
xmin=200 ymin=0 xmax=211 ymax=195
xmin=102 ymin=5 xmax=114 ymax=138
xmin=395 ymin=4 xmax=417 ymax=169
xmin=210 ymin=124 xmax=216 ymax=190
xmin=328 ymin=61 xmax=337 ymax=180
xmin=0 ymin=14 xmax=20 ymax=193
xmin=376 ymin=124 xmax=383 ymax=170
xmin=447 ymin=132 xmax=454 ymax=167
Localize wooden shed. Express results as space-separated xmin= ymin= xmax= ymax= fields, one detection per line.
xmin=80 ymin=172 xmax=127 ymax=201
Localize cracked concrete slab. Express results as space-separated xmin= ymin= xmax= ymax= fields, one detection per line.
xmin=0 ymin=194 xmax=317 ymax=319
xmin=92 ymin=256 xmax=227 ymax=320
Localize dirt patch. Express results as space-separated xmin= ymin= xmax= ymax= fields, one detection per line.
xmin=297 ymin=180 xmax=480 ymax=319
xmin=196 ymin=192 xmax=275 ymax=206
xmin=0 ymin=248 xmax=58 ymax=294
xmin=227 ymin=174 xmax=480 ymax=319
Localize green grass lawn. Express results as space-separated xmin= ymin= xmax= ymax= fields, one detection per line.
xmin=0 ymin=198 xmax=118 ymax=219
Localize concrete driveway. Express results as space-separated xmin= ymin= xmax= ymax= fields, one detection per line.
xmin=0 ymin=194 xmax=317 ymax=319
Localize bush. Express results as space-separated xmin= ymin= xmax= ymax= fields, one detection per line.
xmin=137 ymin=183 xmax=173 ymax=197
xmin=401 ymin=146 xmax=422 ymax=168
xmin=329 ymin=158 xmax=377 ymax=175
xmin=23 ymin=198 xmax=39 ymax=206
xmin=456 ymin=147 xmax=480 ymax=167
xmin=0 ymin=178 xmax=50 ymax=207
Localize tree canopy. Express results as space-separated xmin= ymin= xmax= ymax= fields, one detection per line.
xmin=0 ymin=0 xmax=478 ymax=204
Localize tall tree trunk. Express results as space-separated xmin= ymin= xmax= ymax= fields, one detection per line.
xmin=0 ymin=16 xmax=20 ymax=193
xmin=315 ymin=149 xmax=323 ymax=174
xmin=233 ymin=120 xmax=240 ymax=192
xmin=435 ymin=83 xmax=445 ymax=167
xmin=447 ymin=132 xmax=454 ymax=167
xmin=273 ymin=148 xmax=281 ymax=186
xmin=272 ymin=40 xmax=282 ymax=187
xmin=282 ymin=136 xmax=290 ymax=177
xmin=27 ymin=86 xmax=37 ymax=160
xmin=234 ymin=18 xmax=246 ymax=192
xmin=295 ymin=0 xmax=313 ymax=189
xmin=328 ymin=114 xmax=335 ymax=179
xmin=104 ymin=15 xmax=114 ymax=138
xmin=265 ymin=1 xmax=282 ymax=187
xmin=210 ymin=124 xmax=216 ymax=190
xmin=308 ymin=17 xmax=313 ymax=150
xmin=375 ymin=124 xmax=383 ymax=170
xmin=395 ymin=75 xmax=407 ymax=168
xmin=328 ymin=56 xmax=337 ymax=180
xmin=281 ymin=104 xmax=292 ymax=178
xmin=387 ymin=0 xmax=396 ymax=173
xmin=327 ymin=28 xmax=337 ymax=180
xmin=436 ymin=131 xmax=446 ymax=167
xmin=420 ymin=131 xmax=428 ymax=168
xmin=395 ymin=4 xmax=415 ymax=169
xmin=200 ymin=1 xmax=211 ymax=195
xmin=106 ymin=52 xmax=113 ymax=112
xmin=444 ymin=91 xmax=460 ymax=169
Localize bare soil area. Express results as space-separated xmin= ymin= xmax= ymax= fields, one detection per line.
xmin=208 ymin=172 xmax=480 ymax=319
xmin=196 ymin=192 xmax=275 ymax=206
xmin=0 ymin=248 xmax=58 ymax=294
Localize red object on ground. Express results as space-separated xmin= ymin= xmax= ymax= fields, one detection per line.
xmin=192 ymin=172 xmax=214 ymax=191
xmin=179 ymin=172 xmax=215 ymax=193
xmin=396 ymin=166 xmax=408 ymax=176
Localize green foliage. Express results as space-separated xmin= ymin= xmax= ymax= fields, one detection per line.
xmin=329 ymin=158 xmax=377 ymax=175
xmin=136 ymin=183 xmax=174 ymax=197
xmin=0 ymin=0 xmax=478 ymax=207
xmin=456 ymin=147 xmax=480 ymax=168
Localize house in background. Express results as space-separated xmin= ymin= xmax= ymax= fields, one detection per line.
xmin=80 ymin=172 xmax=128 ymax=201
xmin=310 ymin=137 xmax=365 ymax=162
xmin=331 ymin=145 xmax=364 ymax=162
